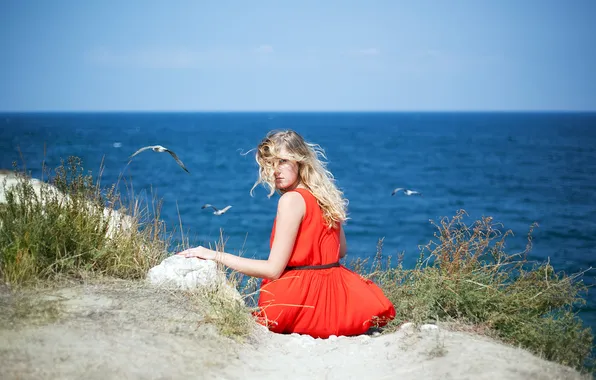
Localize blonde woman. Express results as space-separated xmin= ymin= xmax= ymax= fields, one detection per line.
xmin=179 ymin=130 xmax=395 ymax=338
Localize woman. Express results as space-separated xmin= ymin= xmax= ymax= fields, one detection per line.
xmin=179 ymin=130 xmax=395 ymax=338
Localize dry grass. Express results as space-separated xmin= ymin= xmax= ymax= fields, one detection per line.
xmin=192 ymin=230 xmax=260 ymax=340
xmin=0 ymin=156 xmax=169 ymax=285
xmin=0 ymin=156 xmax=258 ymax=341
xmin=349 ymin=210 xmax=594 ymax=373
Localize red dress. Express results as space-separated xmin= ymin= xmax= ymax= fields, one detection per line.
xmin=254 ymin=188 xmax=396 ymax=338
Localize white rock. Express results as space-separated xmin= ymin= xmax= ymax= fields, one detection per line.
xmin=0 ymin=173 xmax=67 ymax=205
xmin=420 ymin=324 xmax=439 ymax=331
xmin=0 ymin=173 xmax=132 ymax=239
xmin=147 ymin=255 xmax=221 ymax=290
xmin=102 ymin=207 xmax=134 ymax=239
xmin=146 ymin=255 xmax=243 ymax=302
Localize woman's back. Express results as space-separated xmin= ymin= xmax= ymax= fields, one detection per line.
xmin=256 ymin=188 xmax=396 ymax=338
xmin=270 ymin=188 xmax=340 ymax=268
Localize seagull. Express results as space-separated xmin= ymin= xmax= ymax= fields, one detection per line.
xmin=391 ymin=188 xmax=422 ymax=196
xmin=202 ymin=204 xmax=232 ymax=215
xmin=129 ymin=145 xmax=190 ymax=173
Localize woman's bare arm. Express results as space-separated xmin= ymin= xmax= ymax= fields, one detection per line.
xmin=183 ymin=191 xmax=305 ymax=280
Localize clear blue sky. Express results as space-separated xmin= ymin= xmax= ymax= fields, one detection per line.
xmin=1 ymin=0 xmax=595 ymax=111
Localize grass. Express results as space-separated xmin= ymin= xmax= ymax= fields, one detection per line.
xmin=1 ymin=156 xmax=594 ymax=372
xmin=192 ymin=231 xmax=260 ymax=340
xmin=350 ymin=210 xmax=594 ymax=372
xmin=0 ymin=156 xmax=169 ymax=284
xmin=0 ymin=156 xmax=257 ymax=340
xmin=191 ymin=280 xmax=255 ymax=339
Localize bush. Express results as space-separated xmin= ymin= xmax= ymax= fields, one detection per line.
xmin=352 ymin=210 xmax=594 ymax=372
xmin=0 ymin=156 xmax=169 ymax=284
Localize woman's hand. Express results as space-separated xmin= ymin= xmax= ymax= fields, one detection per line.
xmin=176 ymin=246 xmax=217 ymax=261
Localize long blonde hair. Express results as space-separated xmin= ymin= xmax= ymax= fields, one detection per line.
xmin=251 ymin=130 xmax=348 ymax=228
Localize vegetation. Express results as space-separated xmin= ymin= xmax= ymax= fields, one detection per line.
xmin=189 ymin=231 xmax=257 ymax=340
xmin=0 ymin=156 xmax=168 ymax=284
xmin=351 ymin=210 xmax=594 ymax=372
xmin=0 ymin=157 xmax=255 ymax=338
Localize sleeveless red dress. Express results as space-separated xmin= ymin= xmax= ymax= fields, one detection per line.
xmin=254 ymin=188 xmax=396 ymax=338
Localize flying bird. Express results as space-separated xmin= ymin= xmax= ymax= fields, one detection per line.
xmin=391 ymin=188 xmax=422 ymax=196
xmin=129 ymin=145 xmax=190 ymax=173
xmin=202 ymin=204 xmax=232 ymax=215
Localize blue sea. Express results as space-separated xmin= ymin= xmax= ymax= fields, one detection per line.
xmin=1 ymin=112 xmax=595 ymax=332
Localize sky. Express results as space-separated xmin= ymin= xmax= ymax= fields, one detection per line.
xmin=1 ymin=0 xmax=595 ymax=112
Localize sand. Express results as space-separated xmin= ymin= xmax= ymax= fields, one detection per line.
xmin=0 ymin=278 xmax=588 ymax=380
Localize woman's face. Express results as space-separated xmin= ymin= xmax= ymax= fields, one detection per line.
xmin=273 ymin=147 xmax=300 ymax=191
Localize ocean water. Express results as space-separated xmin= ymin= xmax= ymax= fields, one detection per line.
xmin=1 ymin=111 xmax=595 ymax=331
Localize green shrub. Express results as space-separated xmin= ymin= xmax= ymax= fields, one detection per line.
xmin=352 ymin=210 xmax=594 ymax=372
xmin=0 ymin=156 xmax=168 ymax=284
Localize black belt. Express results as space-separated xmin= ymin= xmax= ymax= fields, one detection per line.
xmin=285 ymin=262 xmax=340 ymax=271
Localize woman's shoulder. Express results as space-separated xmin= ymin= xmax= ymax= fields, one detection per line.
xmin=277 ymin=191 xmax=307 ymax=214
xmin=279 ymin=190 xmax=305 ymax=202
xmin=284 ymin=188 xmax=318 ymax=207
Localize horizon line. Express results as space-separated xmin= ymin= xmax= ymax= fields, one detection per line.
xmin=1 ymin=109 xmax=596 ymax=114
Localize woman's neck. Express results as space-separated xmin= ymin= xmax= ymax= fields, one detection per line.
xmin=280 ymin=182 xmax=307 ymax=193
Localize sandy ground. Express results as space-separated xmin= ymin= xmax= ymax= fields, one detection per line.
xmin=0 ymin=278 xmax=588 ymax=380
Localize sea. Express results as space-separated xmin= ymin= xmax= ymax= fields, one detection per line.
xmin=1 ymin=111 xmax=595 ymax=332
